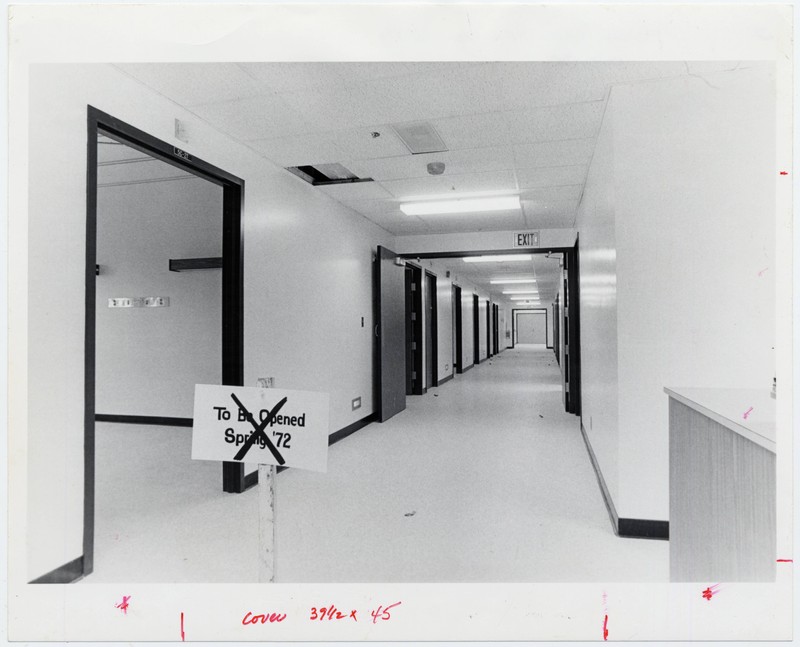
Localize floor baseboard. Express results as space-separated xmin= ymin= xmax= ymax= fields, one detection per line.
xmin=29 ymin=556 xmax=84 ymax=584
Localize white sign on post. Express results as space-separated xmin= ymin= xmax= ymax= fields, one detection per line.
xmin=192 ymin=384 xmax=330 ymax=473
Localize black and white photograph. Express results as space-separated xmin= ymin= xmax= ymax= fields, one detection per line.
xmin=6 ymin=3 xmax=794 ymax=643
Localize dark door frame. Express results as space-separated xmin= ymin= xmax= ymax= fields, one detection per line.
xmin=425 ymin=271 xmax=439 ymax=387
xmin=397 ymin=248 xmax=580 ymax=416
xmin=453 ymin=284 xmax=463 ymax=373
xmin=86 ymin=107 xmax=245 ymax=577
xmin=404 ymin=263 xmax=424 ymax=395
xmin=472 ymin=293 xmax=480 ymax=365
xmin=485 ymin=299 xmax=491 ymax=358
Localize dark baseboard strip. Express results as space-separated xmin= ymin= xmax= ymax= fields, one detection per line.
xmin=618 ymin=518 xmax=669 ymax=540
xmin=436 ymin=373 xmax=454 ymax=386
xmin=96 ymin=414 xmax=193 ymax=427
xmin=579 ymin=423 xmax=669 ymax=541
xmin=579 ymin=422 xmax=619 ymax=535
xmin=328 ymin=412 xmax=378 ymax=446
xmin=243 ymin=469 xmax=260 ymax=487
xmin=30 ymin=556 xmax=84 ymax=584
xmin=462 ymin=363 xmax=474 ymax=373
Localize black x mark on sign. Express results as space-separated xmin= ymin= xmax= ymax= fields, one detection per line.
xmin=230 ymin=393 xmax=288 ymax=464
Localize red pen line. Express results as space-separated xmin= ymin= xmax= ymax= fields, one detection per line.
xmin=603 ymin=614 xmax=608 ymax=640
xmin=181 ymin=612 xmax=185 ymax=641
xmin=777 ymin=559 xmax=793 ymax=562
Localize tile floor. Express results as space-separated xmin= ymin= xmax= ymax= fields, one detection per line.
xmin=85 ymin=344 xmax=668 ymax=583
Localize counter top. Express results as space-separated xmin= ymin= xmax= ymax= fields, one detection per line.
xmin=664 ymin=387 xmax=776 ymax=454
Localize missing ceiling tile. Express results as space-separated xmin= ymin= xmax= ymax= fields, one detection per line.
xmin=286 ymin=162 xmax=374 ymax=186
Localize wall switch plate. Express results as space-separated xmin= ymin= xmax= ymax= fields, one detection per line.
xmin=257 ymin=377 xmax=274 ymax=388
xmin=144 ymin=296 xmax=170 ymax=307
xmin=352 ymin=397 xmax=361 ymax=411
xmin=108 ymin=297 xmax=134 ymax=308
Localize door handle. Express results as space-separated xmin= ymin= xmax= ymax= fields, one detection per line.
xmin=374 ymin=324 xmax=379 ymax=338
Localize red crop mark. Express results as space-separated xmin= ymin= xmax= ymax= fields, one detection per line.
xmin=603 ymin=614 xmax=608 ymax=640
xmin=758 ymin=267 xmax=769 ymax=277
xmin=181 ymin=612 xmax=185 ymax=641
xmin=777 ymin=559 xmax=793 ymax=563
xmin=115 ymin=595 xmax=131 ymax=614
xmin=702 ymin=584 xmax=721 ymax=600
xmin=742 ymin=406 xmax=754 ymax=420
xmin=780 ymin=171 xmax=788 ymax=175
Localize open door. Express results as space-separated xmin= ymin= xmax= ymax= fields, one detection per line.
xmin=376 ymin=245 xmax=406 ymax=422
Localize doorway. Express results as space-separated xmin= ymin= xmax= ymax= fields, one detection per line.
xmin=405 ymin=263 xmax=423 ymax=395
xmin=425 ymin=271 xmax=438 ymax=388
xmin=453 ymin=284 xmax=463 ymax=374
xmin=486 ymin=299 xmax=491 ymax=358
xmin=85 ymin=107 xmax=244 ymax=577
xmin=472 ymin=294 xmax=480 ymax=365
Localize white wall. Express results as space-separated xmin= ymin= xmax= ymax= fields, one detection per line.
xmin=575 ymin=94 xmax=620 ymax=511
xmin=95 ymin=175 xmax=222 ymax=418
xmin=26 ymin=63 xmax=393 ymax=580
xmin=576 ymin=64 xmax=776 ymax=522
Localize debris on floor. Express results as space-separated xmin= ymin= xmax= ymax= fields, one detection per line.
xmin=404 ymin=511 xmax=416 ymax=517
xmin=539 ymin=414 xmax=544 ymax=418
xmin=434 ymin=393 xmax=438 ymax=397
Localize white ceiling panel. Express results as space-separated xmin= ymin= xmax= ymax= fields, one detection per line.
xmin=329 ymin=126 xmax=410 ymax=160
xmin=417 ymin=209 xmax=526 ymax=234
xmin=316 ymin=180 xmax=394 ymax=201
xmin=517 ymin=165 xmax=587 ymax=189
xmin=432 ymin=112 xmax=512 ymax=150
xmin=503 ymin=101 xmax=605 ymax=144
xmin=191 ymin=94 xmax=311 ymax=141
xmin=346 ymin=146 xmax=515 ymax=182
xmin=280 ymin=85 xmax=378 ymax=131
xmin=513 ymin=138 xmax=595 ymax=169
xmin=351 ymin=209 xmax=430 ymax=235
xmin=116 ymin=63 xmax=268 ymax=108
xmin=380 ymin=170 xmax=517 ymax=200
xmin=248 ymin=133 xmax=345 ymax=166
xmin=522 ymin=199 xmax=578 ymax=228
xmin=363 ymin=63 xmax=504 ymax=123
xmin=237 ymin=62 xmax=345 ymax=93
xmin=331 ymin=62 xmax=415 ymax=83
xmin=494 ymin=63 xmax=611 ymax=110
xmin=522 ymin=184 xmax=583 ymax=203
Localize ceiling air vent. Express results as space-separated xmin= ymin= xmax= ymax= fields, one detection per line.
xmin=286 ymin=162 xmax=373 ymax=186
xmin=391 ymin=121 xmax=448 ymax=155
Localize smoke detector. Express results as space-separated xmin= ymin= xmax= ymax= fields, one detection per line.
xmin=427 ymin=161 xmax=446 ymax=175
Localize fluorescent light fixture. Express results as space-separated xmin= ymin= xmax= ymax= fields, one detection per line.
xmin=510 ymin=296 xmax=541 ymax=301
xmin=463 ymin=254 xmax=532 ymax=263
xmin=502 ymin=290 xmax=539 ymax=295
xmin=400 ymin=195 xmax=520 ymax=216
xmin=490 ymin=279 xmax=537 ymax=284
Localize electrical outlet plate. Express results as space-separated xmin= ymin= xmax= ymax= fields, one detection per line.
xmin=352 ymin=397 xmax=362 ymax=411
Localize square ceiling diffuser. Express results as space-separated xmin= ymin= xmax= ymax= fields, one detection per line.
xmin=391 ymin=121 xmax=448 ymax=155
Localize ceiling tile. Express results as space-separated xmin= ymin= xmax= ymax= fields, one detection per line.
xmin=522 ymin=184 xmax=583 ymax=203
xmin=116 ymin=63 xmax=268 ymax=108
xmin=346 ymin=146 xmax=515 ymax=182
xmin=191 ymin=94 xmax=311 ymax=141
xmin=417 ymin=209 xmax=526 ymax=234
xmin=522 ymin=199 xmax=578 ymax=228
xmin=516 ymin=165 xmax=587 ymax=189
xmin=316 ymin=180 xmax=394 ymax=201
xmin=331 ymin=62 xmax=415 ymax=84
xmin=503 ymin=101 xmax=605 ymax=144
xmin=380 ymin=170 xmax=517 ymax=200
xmin=248 ymin=134 xmax=345 ymax=167
xmin=432 ymin=112 xmax=512 ymax=150
xmin=237 ymin=62 xmax=345 ymax=93
xmin=513 ymin=139 xmax=595 ymax=169
xmin=280 ymin=85 xmax=377 ymax=131
xmin=329 ymin=126 xmax=409 ymax=160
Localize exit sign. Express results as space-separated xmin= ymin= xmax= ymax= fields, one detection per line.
xmin=513 ymin=231 xmax=540 ymax=247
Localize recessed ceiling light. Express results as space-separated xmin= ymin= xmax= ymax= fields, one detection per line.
xmin=401 ymin=196 xmax=520 ymax=216
xmin=502 ymin=290 xmax=539 ymax=294
xmin=490 ymin=279 xmax=537 ymax=284
xmin=463 ymin=254 xmax=531 ymax=263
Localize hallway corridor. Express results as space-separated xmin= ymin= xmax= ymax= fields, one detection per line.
xmin=87 ymin=345 xmax=667 ymax=584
